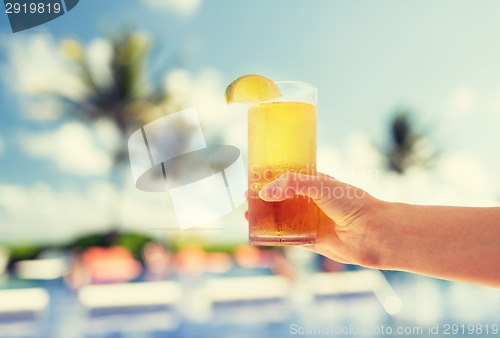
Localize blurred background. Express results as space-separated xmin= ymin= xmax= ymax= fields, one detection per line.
xmin=0 ymin=1 xmax=499 ymax=337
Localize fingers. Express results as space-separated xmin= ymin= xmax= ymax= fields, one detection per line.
xmin=259 ymin=172 xmax=344 ymax=202
xmin=258 ymin=175 xmax=292 ymax=201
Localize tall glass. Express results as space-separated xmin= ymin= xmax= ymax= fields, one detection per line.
xmin=248 ymin=81 xmax=319 ymax=246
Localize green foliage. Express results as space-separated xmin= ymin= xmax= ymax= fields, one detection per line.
xmin=384 ymin=109 xmax=437 ymax=174
xmin=6 ymin=231 xmax=155 ymax=262
xmin=66 ymin=232 xmax=115 ymax=251
xmin=115 ymin=232 xmax=154 ymax=257
xmin=65 ymin=230 xmax=154 ymax=256
xmin=7 ymin=244 xmax=44 ymax=261
xmin=110 ymin=30 xmax=151 ymax=103
xmin=167 ymin=240 xmax=241 ymax=254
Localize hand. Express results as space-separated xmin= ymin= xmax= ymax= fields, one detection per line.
xmin=258 ymin=172 xmax=385 ymax=267
xmin=254 ymin=172 xmax=500 ymax=287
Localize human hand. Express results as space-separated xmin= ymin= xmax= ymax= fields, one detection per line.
xmin=258 ymin=172 xmax=386 ymax=268
xmin=253 ymin=172 xmax=500 ymax=287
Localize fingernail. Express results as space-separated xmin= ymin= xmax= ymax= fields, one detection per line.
xmin=259 ymin=176 xmax=288 ymax=200
xmin=259 ymin=185 xmax=274 ymax=200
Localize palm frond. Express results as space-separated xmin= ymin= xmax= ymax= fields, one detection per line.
xmin=384 ymin=109 xmax=437 ymax=174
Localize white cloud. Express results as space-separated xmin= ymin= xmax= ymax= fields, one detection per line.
xmin=0 ymin=182 xmax=110 ymax=243
xmin=0 ymin=176 xmax=245 ymax=244
xmin=317 ymin=145 xmax=348 ymax=177
xmin=143 ymin=0 xmax=202 ymax=16
xmin=0 ymin=180 xmax=166 ymax=243
xmin=2 ymin=35 xmax=88 ymax=102
xmin=163 ymin=68 xmax=226 ymax=116
xmin=85 ymin=38 xmax=113 ymax=89
xmin=93 ymin=118 xmax=121 ymax=154
xmin=317 ymin=129 xmax=497 ymax=207
xmin=367 ymin=153 xmax=497 ymax=207
xmin=345 ymin=132 xmax=382 ymax=170
xmin=436 ymin=152 xmax=493 ymax=197
xmin=1 ymin=35 xmax=115 ymax=122
xmin=317 ymin=133 xmax=382 ymax=192
xmin=446 ymin=85 xmax=500 ymax=122
xmin=20 ymin=97 xmax=64 ymax=121
xmin=18 ymin=122 xmax=113 ymax=176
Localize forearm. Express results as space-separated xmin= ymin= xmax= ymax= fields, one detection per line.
xmin=370 ymin=202 xmax=500 ymax=287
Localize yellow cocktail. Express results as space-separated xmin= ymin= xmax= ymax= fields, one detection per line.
xmin=248 ymin=82 xmax=320 ymax=245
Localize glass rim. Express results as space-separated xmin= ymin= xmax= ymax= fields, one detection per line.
xmin=253 ymin=80 xmax=317 ymax=104
xmin=274 ymin=80 xmax=316 ymax=89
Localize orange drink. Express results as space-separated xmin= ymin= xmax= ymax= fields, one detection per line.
xmin=248 ymin=82 xmax=320 ymax=246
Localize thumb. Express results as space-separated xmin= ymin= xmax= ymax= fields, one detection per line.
xmin=259 ymin=172 xmax=366 ymax=228
xmin=259 ymin=172 xmax=341 ymax=202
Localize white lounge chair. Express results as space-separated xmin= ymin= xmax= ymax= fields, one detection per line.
xmin=78 ymin=281 xmax=182 ymax=334
xmin=309 ymin=269 xmax=403 ymax=315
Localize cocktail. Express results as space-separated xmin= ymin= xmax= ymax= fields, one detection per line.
xmin=226 ymin=75 xmax=320 ymax=246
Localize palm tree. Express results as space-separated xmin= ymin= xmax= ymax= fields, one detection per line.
xmin=383 ymin=109 xmax=436 ymax=174
xmin=39 ymin=29 xmax=180 ymax=235
xmin=57 ymin=30 xmax=170 ymax=166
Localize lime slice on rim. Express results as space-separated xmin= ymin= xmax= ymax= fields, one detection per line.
xmin=225 ymin=74 xmax=281 ymax=104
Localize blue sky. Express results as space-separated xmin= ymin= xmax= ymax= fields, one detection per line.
xmin=1 ymin=0 xmax=499 ymax=244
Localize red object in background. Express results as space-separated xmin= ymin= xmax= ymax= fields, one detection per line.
xmin=82 ymin=246 xmax=142 ymax=284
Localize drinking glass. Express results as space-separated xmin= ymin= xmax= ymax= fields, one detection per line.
xmin=248 ymin=81 xmax=320 ymax=246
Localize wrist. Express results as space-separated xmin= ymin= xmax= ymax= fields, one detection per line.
xmin=359 ymin=200 xmax=408 ymax=270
